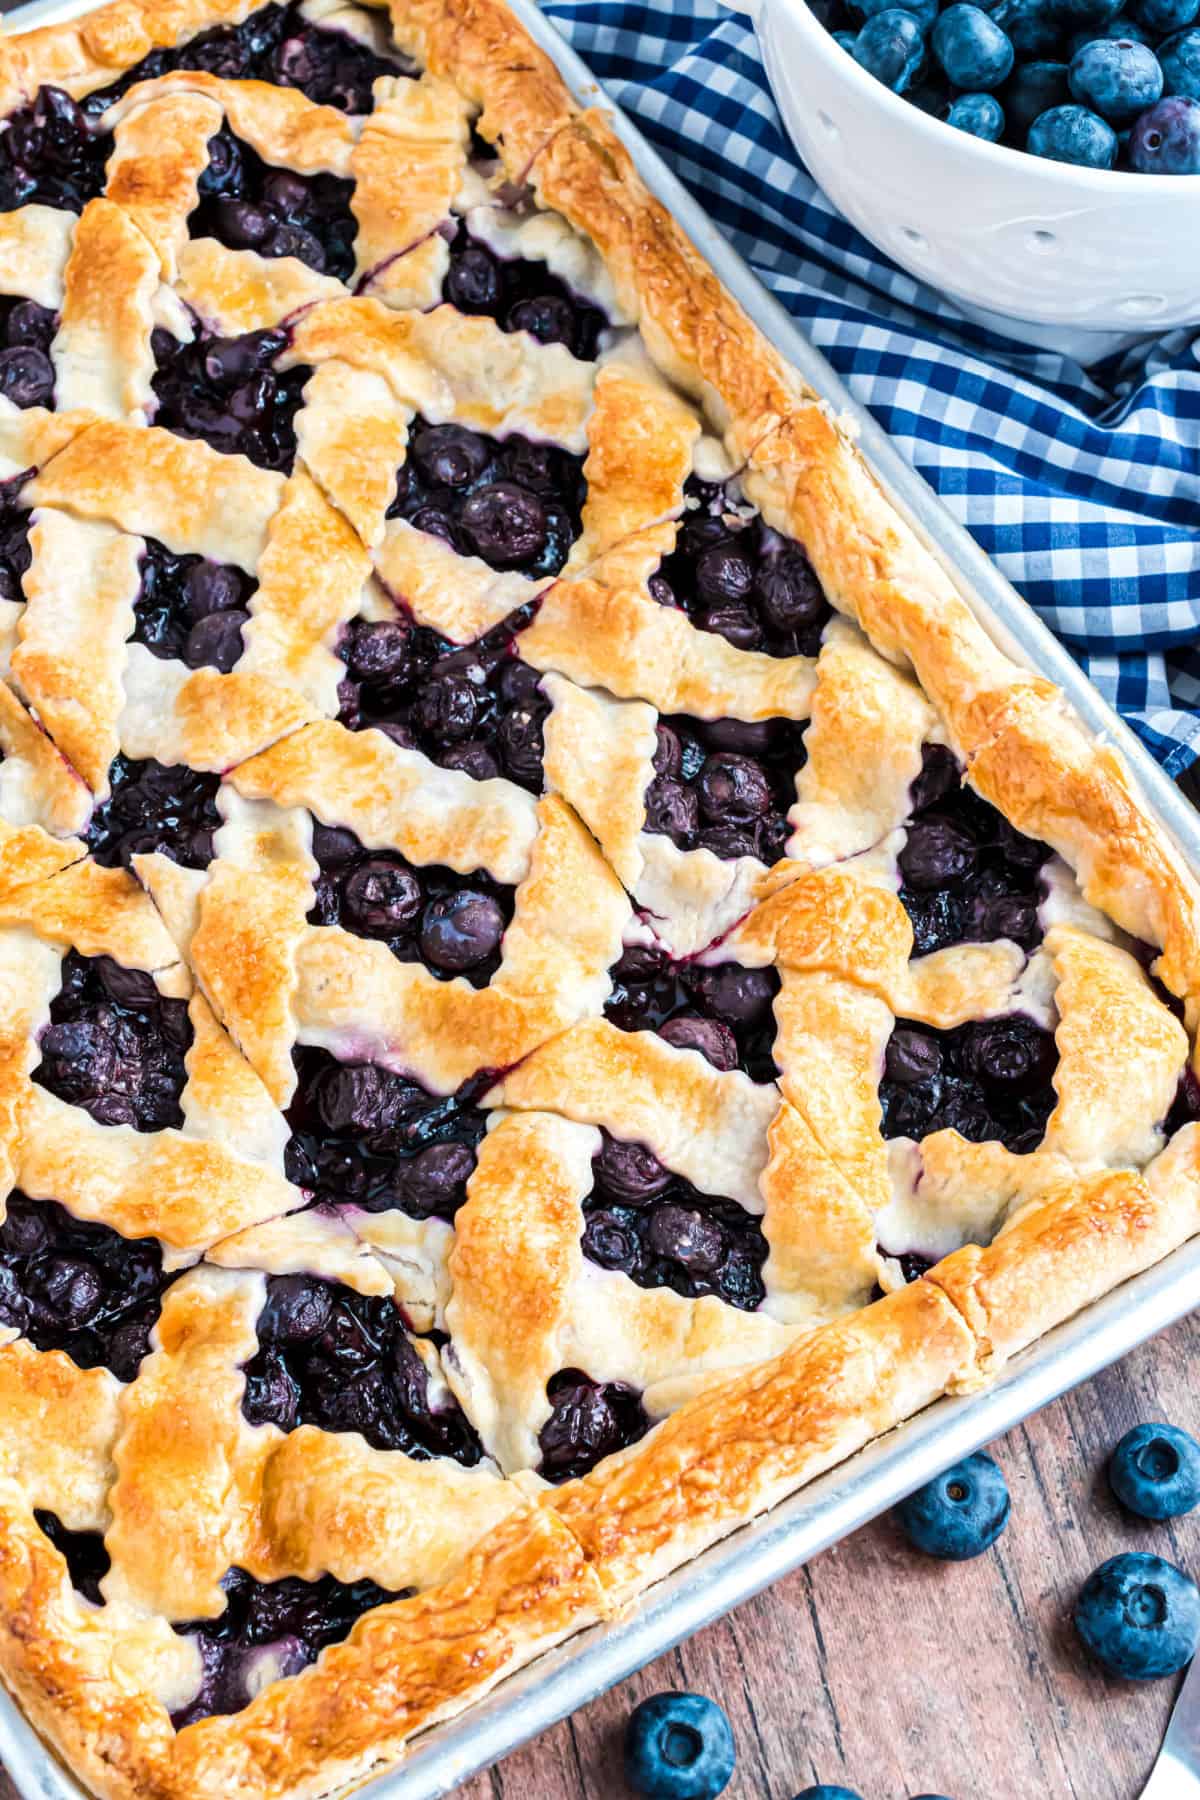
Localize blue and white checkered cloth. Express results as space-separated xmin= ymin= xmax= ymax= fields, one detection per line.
xmin=542 ymin=0 xmax=1200 ymax=774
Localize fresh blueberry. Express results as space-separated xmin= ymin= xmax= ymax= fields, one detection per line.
xmin=852 ymin=9 xmax=928 ymax=91
xmin=855 ymin=0 xmax=940 ymax=25
xmin=1069 ymin=11 xmax=1154 ymax=46
xmin=946 ymin=91 xmax=1006 ymax=135
xmin=893 ymin=1452 xmax=1011 ymax=1559
xmin=1160 ymin=25 xmax=1200 ymax=93
xmin=1069 ymin=38 xmax=1163 ymax=123
xmin=624 ymin=1693 xmax=736 ymax=1800
xmin=989 ymin=0 xmax=1063 ymax=59
xmin=933 ymin=4 xmax=1015 ymax=87
xmin=1051 ymin=0 xmax=1127 ymax=24
xmin=1129 ymin=92 xmax=1200 ymax=167
xmin=1002 ymin=59 xmax=1070 ymax=132
xmin=1109 ymin=1423 xmax=1200 ymax=1520
xmin=834 ymin=28 xmax=859 ymax=47
xmin=1028 ymin=101 xmax=1118 ymax=162
xmin=792 ymin=1790 xmax=863 ymax=1800
xmin=1076 ymin=1553 xmax=1200 ymax=1680
xmin=1131 ymin=0 xmax=1199 ymax=30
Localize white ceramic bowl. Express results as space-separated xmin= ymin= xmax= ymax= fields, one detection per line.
xmin=729 ymin=0 xmax=1200 ymax=353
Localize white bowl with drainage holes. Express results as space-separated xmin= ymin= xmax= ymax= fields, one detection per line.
xmin=726 ymin=0 xmax=1200 ymax=357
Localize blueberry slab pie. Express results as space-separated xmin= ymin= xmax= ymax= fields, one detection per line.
xmin=0 ymin=3 xmax=1198 ymax=1797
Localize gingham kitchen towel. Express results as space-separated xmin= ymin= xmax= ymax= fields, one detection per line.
xmin=542 ymin=0 xmax=1200 ymax=773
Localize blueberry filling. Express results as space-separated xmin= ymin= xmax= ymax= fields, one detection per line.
xmin=441 ymin=222 xmax=607 ymax=362
xmin=0 ymin=297 xmax=58 ymax=410
xmin=191 ymin=126 xmax=358 ymax=282
xmin=151 ymin=325 xmax=309 ymax=474
xmin=653 ymin=475 xmax=831 ymax=659
xmin=582 ymin=1130 xmax=768 ymax=1311
xmin=1166 ymin=1068 xmax=1200 ymax=1138
xmin=0 ymin=88 xmax=112 ymax=215
xmin=240 ymin=1271 xmax=484 ymax=1461
xmin=284 ymin=1047 xmax=486 ymax=1223
xmin=899 ymin=743 xmax=1052 ymax=955
xmin=604 ymin=946 xmax=781 ymax=1083
xmin=86 ymin=755 xmax=221 ymax=871
xmin=537 ymin=1368 xmax=650 ymax=1484
xmin=0 ymin=1195 xmax=172 ymax=1379
xmin=132 ymin=537 xmax=256 ymax=671
xmin=0 ymin=482 xmax=31 ymax=605
xmin=172 ymin=1565 xmax=408 ymax=1728
xmin=35 ymin=1511 xmax=110 ymax=1605
xmin=309 ymin=821 xmax=515 ymax=987
xmin=34 ymin=950 xmax=192 ymax=1132
xmin=82 ymin=1 xmax=410 ymax=116
xmin=337 ymin=611 xmax=550 ymax=794
xmin=386 ymin=419 xmax=586 ymax=580
xmin=879 ymin=1015 xmax=1058 ymax=1153
xmin=644 ymin=715 xmax=807 ymax=865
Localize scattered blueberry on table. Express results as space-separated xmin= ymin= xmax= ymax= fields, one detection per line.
xmin=892 ymin=1451 xmax=1012 ymax=1558
xmin=624 ymin=1693 xmax=736 ymax=1798
xmin=1109 ymin=1421 xmax=1200 ymax=1519
xmin=811 ymin=0 xmax=1200 ymax=167
xmin=1075 ymin=1551 xmax=1200 ymax=1679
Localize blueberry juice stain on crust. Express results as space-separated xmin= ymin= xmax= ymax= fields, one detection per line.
xmin=583 ymin=1130 xmax=769 ymax=1312
xmin=899 ymin=743 xmax=1052 ymax=954
xmin=284 ymin=1046 xmax=487 ymax=1224
xmin=172 ymin=1566 xmax=411 ymax=1726
xmin=151 ymin=326 xmax=309 ymax=474
xmin=645 ymin=713 xmax=808 ymax=866
xmin=133 ymin=537 xmax=257 ymax=672
xmin=86 ymin=755 xmax=222 ymax=871
xmin=0 ymin=297 xmax=58 ymax=411
xmin=654 ymin=473 xmax=832 ymax=658
xmin=33 ymin=950 xmax=192 ymax=1132
xmin=0 ymin=1195 xmax=173 ymax=1380
xmin=387 ymin=419 xmax=586 ymax=580
xmin=605 ymin=946 xmax=781 ymax=1082
xmin=880 ymin=1015 xmax=1058 ymax=1155
xmin=240 ymin=1270 xmax=485 ymax=1461
xmin=337 ymin=611 xmax=550 ymax=794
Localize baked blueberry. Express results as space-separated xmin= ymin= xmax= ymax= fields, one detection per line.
xmin=584 ymin=1132 xmax=768 ymax=1311
xmin=240 ymin=1272 xmax=483 ymax=1461
xmin=86 ymin=755 xmax=222 ymax=871
xmin=0 ymin=87 xmax=113 ymax=214
xmin=0 ymin=1194 xmax=173 ymax=1379
xmin=1075 ymin=1552 xmax=1200 ymax=1679
xmin=880 ymin=1015 xmax=1057 ymax=1152
xmin=538 ymin=1368 xmax=650 ymax=1481
xmin=1108 ymin=1422 xmax=1200 ymax=1520
xmin=1028 ymin=101 xmax=1119 ymax=163
xmin=441 ymin=221 xmax=607 ymax=362
xmin=386 ymin=418 xmax=585 ymax=579
xmin=655 ymin=477 xmax=830 ymax=660
xmin=190 ymin=127 xmax=358 ymax=280
xmin=283 ymin=1046 xmax=486 ymax=1221
xmin=1129 ymin=91 xmax=1200 ymax=165
xmin=642 ymin=714 xmax=807 ymax=866
xmin=604 ymin=947 xmax=781 ymax=1082
xmin=1069 ymin=36 xmax=1163 ymax=122
xmin=151 ymin=325 xmax=308 ymax=472
xmin=308 ymin=819 xmax=515 ymax=986
xmin=35 ymin=1511 xmax=110 ymax=1605
xmin=132 ymin=537 xmax=256 ymax=667
xmin=0 ymin=485 xmax=32 ymax=605
xmin=172 ymin=1564 xmax=409 ymax=1726
xmin=34 ymin=950 xmax=192 ymax=1133
xmin=624 ymin=1693 xmax=736 ymax=1800
xmin=893 ymin=1452 xmax=1011 ymax=1558
xmin=337 ymin=611 xmax=550 ymax=795
xmin=933 ymin=5 xmax=1016 ymax=86
xmin=852 ymin=8 xmax=929 ymax=88
xmin=899 ymin=745 xmax=1050 ymax=955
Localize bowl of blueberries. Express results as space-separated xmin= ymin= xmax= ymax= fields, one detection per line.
xmin=728 ymin=0 xmax=1200 ymax=348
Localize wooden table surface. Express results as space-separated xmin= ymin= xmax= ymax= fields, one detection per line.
xmin=1 ymin=1312 xmax=1196 ymax=1800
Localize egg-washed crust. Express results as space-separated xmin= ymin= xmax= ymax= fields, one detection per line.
xmin=0 ymin=0 xmax=1199 ymax=1794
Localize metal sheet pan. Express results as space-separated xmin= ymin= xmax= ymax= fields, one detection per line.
xmin=2 ymin=0 xmax=1200 ymax=1794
